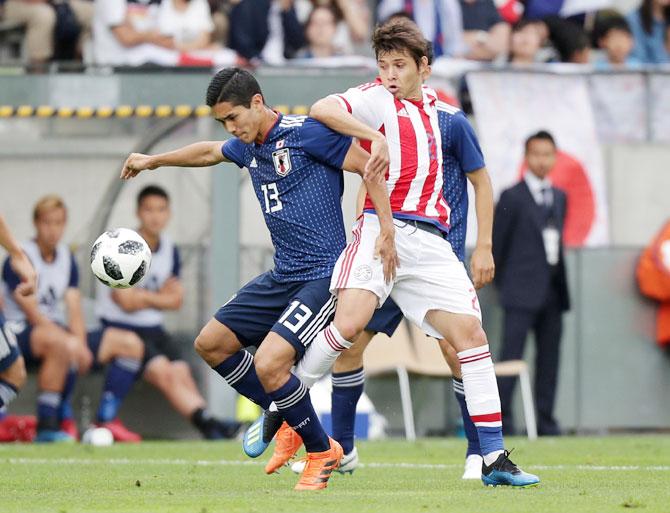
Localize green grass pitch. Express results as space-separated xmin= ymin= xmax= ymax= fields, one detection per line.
xmin=1 ymin=436 xmax=669 ymax=513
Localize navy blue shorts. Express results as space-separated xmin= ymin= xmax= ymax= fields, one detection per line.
xmin=96 ymin=320 xmax=182 ymax=364
xmin=366 ymin=297 xmax=404 ymax=337
xmin=0 ymin=315 xmax=21 ymax=373
xmin=12 ymin=322 xmax=36 ymax=365
xmin=215 ymin=272 xmax=336 ymax=359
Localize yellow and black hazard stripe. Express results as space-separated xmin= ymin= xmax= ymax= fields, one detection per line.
xmin=0 ymin=104 xmax=311 ymax=119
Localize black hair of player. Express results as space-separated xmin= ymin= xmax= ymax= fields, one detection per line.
xmin=525 ymin=130 xmax=556 ymax=153
xmin=137 ymin=185 xmax=170 ymax=208
xmin=372 ymin=17 xmax=428 ymax=68
xmin=425 ymin=38 xmax=434 ymax=65
xmin=205 ymin=68 xmax=264 ymax=108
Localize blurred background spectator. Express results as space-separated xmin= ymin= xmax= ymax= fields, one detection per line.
xmin=593 ymin=13 xmax=640 ymax=68
xmin=376 ymin=0 xmax=465 ymax=58
xmin=296 ymin=0 xmax=370 ymax=55
xmin=296 ymin=5 xmax=341 ymax=57
xmin=543 ymin=15 xmax=591 ymax=63
xmin=459 ymin=0 xmax=510 ymax=61
xmin=626 ymin=0 xmax=670 ymax=63
xmin=508 ymin=19 xmax=545 ymax=65
xmin=157 ymin=0 xmax=215 ymax=53
xmin=3 ymin=0 xmax=93 ymax=67
xmin=228 ymin=0 xmax=305 ymax=64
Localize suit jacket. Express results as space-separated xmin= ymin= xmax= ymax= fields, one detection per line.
xmin=493 ymin=180 xmax=570 ymax=312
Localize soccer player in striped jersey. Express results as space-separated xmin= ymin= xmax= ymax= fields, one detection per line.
xmin=0 ymin=214 xmax=35 ymax=441
xmin=289 ymin=18 xmax=538 ymax=487
xmin=292 ymin=88 xmax=493 ymax=479
xmin=120 ymin=68 xmax=396 ymax=490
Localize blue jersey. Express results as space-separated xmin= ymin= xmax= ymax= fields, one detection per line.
xmin=437 ymin=101 xmax=486 ymax=261
xmin=222 ymin=114 xmax=353 ymax=282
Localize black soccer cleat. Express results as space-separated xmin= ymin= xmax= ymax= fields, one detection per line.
xmin=481 ymin=450 xmax=540 ymax=487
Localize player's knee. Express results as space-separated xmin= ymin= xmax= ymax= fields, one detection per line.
xmin=2 ymin=359 xmax=27 ymax=390
xmin=333 ymin=319 xmax=364 ymax=343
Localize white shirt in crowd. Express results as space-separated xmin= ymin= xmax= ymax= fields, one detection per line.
xmin=157 ymin=0 xmax=214 ymax=46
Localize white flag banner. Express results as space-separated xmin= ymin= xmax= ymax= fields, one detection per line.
xmin=466 ymin=71 xmax=609 ymax=247
xmin=560 ymin=0 xmax=612 ymax=16
xmin=589 ymin=73 xmax=647 ymax=143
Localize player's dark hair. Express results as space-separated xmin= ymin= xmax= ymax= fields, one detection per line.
xmin=525 ymin=130 xmax=556 ymax=152
xmin=137 ymin=185 xmax=170 ymax=208
xmin=206 ymin=68 xmax=263 ymax=108
xmin=425 ymin=38 xmax=434 ymax=65
xmin=372 ymin=17 xmax=428 ymax=67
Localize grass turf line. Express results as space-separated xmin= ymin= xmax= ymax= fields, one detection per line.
xmin=0 ymin=436 xmax=669 ymax=513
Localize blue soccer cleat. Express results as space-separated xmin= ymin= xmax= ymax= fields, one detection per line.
xmin=34 ymin=429 xmax=76 ymax=443
xmin=242 ymin=410 xmax=282 ymax=458
xmin=481 ymin=450 xmax=540 ymax=487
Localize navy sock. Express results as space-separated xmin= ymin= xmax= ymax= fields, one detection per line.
xmin=213 ymin=350 xmax=272 ymax=409
xmin=97 ymin=357 xmax=141 ymax=422
xmin=59 ymin=366 xmax=78 ymax=421
xmin=453 ymin=378 xmax=481 ymax=457
xmin=37 ymin=391 xmax=61 ymax=432
xmin=331 ymin=367 xmax=365 ymax=454
xmin=269 ymin=374 xmax=329 ymax=453
xmin=0 ymin=378 xmax=18 ymax=411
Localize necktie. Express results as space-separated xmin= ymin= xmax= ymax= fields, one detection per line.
xmin=541 ymin=186 xmax=553 ymax=222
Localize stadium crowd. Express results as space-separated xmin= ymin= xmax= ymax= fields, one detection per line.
xmin=0 ymin=0 xmax=668 ymax=69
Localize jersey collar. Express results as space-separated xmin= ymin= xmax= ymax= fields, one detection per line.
xmin=256 ymin=110 xmax=282 ymax=146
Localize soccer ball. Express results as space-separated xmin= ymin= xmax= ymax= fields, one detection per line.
xmin=90 ymin=228 xmax=152 ymax=289
xmin=81 ymin=427 xmax=114 ymax=446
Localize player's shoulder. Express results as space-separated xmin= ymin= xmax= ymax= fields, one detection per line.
xmin=278 ymin=114 xmax=308 ymax=129
xmin=436 ymin=100 xmax=462 ymax=116
xmin=350 ymin=81 xmax=389 ymax=98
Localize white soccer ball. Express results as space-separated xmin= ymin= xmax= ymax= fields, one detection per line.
xmin=90 ymin=228 xmax=152 ymax=289
xmin=81 ymin=427 xmax=114 ymax=446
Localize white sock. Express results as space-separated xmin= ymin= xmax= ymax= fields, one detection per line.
xmin=457 ymin=344 xmax=504 ymax=466
xmin=294 ymin=323 xmax=352 ymax=388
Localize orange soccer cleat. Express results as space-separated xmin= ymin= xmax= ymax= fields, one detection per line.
xmin=294 ymin=437 xmax=343 ymax=491
xmin=264 ymin=422 xmax=303 ymax=474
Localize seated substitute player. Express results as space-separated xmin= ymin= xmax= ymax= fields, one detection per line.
xmin=278 ymin=18 xmax=538 ymax=487
xmin=120 ymin=67 xmax=397 ymax=490
xmin=1 ymin=195 xmax=140 ymax=442
xmin=93 ymin=185 xmax=241 ymax=441
xmin=0 ymin=214 xmax=36 ymax=441
xmin=291 ymin=79 xmax=494 ymax=479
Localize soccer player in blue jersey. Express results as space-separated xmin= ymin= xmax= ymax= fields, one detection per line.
xmin=120 ymin=67 xmax=396 ymax=490
xmin=0 ymin=214 xmax=35 ymax=441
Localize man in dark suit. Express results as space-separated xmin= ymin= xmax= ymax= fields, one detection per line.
xmin=493 ymin=130 xmax=570 ymax=436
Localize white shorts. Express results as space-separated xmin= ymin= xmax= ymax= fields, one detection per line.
xmin=330 ymin=213 xmax=482 ymax=338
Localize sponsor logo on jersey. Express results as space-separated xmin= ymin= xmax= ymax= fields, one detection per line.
xmin=272 ymin=148 xmax=292 ymax=176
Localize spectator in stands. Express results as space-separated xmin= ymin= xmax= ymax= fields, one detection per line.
xmin=377 ymin=0 xmax=465 ymax=58
xmin=228 ymin=0 xmax=305 ymax=64
xmin=94 ymin=185 xmax=240 ymax=440
xmin=508 ymin=19 xmax=543 ymax=65
xmin=594 ymin=15 xmax=640 ymax=69
xmin=3 ymin=0 xmax=93 ymax=66
xmin=459 ymin=0 xmax=510 ymax=61
xmin=544 ymin=15 xmax=591 ymax=63
xmin=0 ymin=195 xmax=141 ymax=442
xmin=92 ymin=0 xmax=177 ymax=66
xmin=296 ymin=0 xmax=370 ymax=55
xmin=627 ymin=0 xmax=670 ymax=64
xmin=157 ymin=0 xmax=215 ymax=52
xmin=636 ymin=220 xmax=670 ymax=349
xmin=296 ymin=5 xmax=341 ymax=57
xmin=207 ymin=0 xmax=231 ymax=46
xmin=493 ymin=131 xmax=570 ymax=436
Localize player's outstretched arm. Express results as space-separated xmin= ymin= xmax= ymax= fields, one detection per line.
xmin=310 ymin=97 xmax=389 ymax=183
xmin=0 ymin=215 xmax=37 ymax=296
xmin=342 ymin=144 xmax=398 ymax=282
xmin=120 ymin=141 xmax=228 ymax=179
xmin=467 ymin=167 xmax=495 ymax=289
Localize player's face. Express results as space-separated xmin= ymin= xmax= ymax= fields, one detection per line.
xmin=377 ymin=50 xmax=428 ymax=101
xmin=213 ymin=95 xmax=264 ymax=144
xmin=526 ymin=139 xmax=557 ymax=179
xmin=137 ymin=195 xmax=170 ymax=237
xmin=34 ymin=207 xmax=66 ymax=250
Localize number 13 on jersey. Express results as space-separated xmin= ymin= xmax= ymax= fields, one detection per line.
xmin=261 ymin=182 xmax=283 ymax=213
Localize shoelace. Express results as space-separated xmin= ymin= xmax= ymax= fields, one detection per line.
xmin=497 ymin=449 xmax=521 ymax=474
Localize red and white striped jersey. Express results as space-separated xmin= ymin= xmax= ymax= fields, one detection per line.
xmin=331 ymin=82 xmax=451 ymax=231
